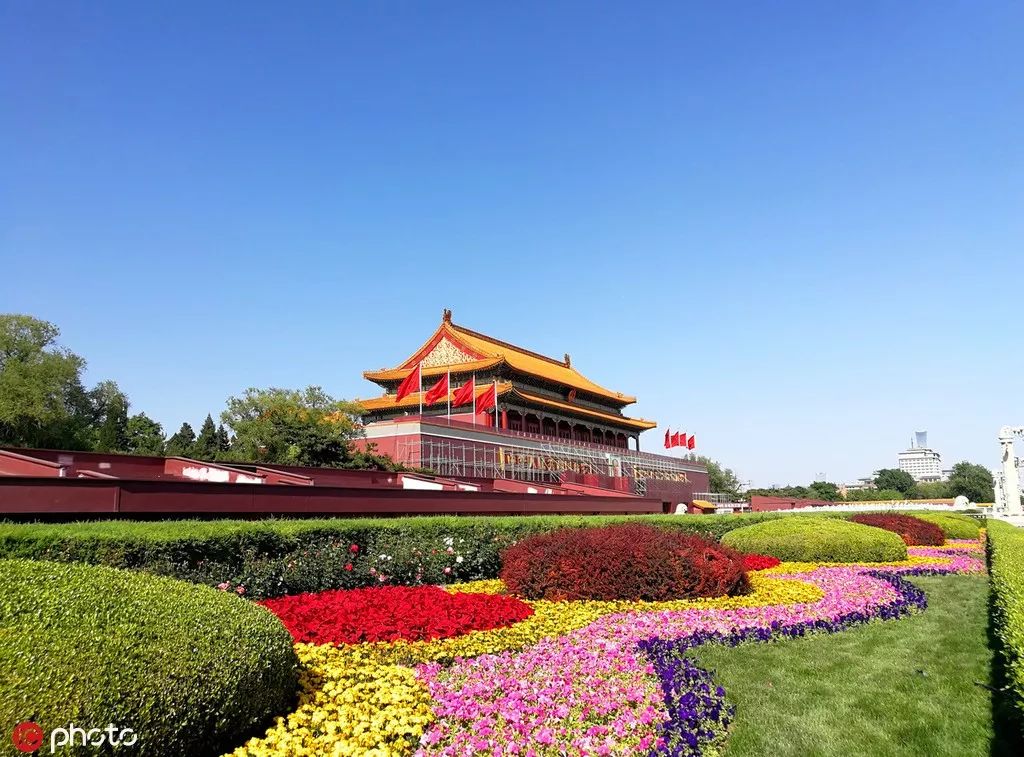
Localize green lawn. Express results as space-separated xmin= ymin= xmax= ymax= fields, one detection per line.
xmin=691 ymin=575 xmax=1019 ymax=756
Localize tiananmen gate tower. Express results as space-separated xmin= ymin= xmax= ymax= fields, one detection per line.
xmin=356 ymin=309 xmax=708 ymax=506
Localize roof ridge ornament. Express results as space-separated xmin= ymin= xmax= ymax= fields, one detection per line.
xmin=563 ymin=353 xmax=571 ymax=367
xmin=442 ymin=308 xmax=452 ymax=323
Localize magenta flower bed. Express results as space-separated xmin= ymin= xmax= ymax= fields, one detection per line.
xmin=416 ymin=566 xmax=910 ymax=754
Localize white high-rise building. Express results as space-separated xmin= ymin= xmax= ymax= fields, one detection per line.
xmin=897 ymin=431 xmax=944 ymax=482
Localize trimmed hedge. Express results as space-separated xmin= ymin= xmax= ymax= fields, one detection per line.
xmin=0 ymin=559 xmax=298 ymax=756
xmin=0 ymin=510 xmax=974 ymax=598
xmin=987 ymin=520 xmax=1024 ymax=727
xmin=500 ymin=524 xmax=749 ymax=601
xmin=849 ymin=513 xmax=945 ymax=546
xmin=913 ymin=512 xmax=982 ymax=539
xmin=720 ymin=516 xmax=908 ymax=563
xmin=0 ymin=514 xmax=843 ymax=599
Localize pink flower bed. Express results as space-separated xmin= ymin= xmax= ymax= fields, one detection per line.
xmin=416 ymin=567 xmax=903 ymax=755
xmin=901 ymin=546 xmax=985 ymax=574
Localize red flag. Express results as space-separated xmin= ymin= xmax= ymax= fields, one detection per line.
xmin=687 ymin=434 xmax=695 ymax=450
xmin=664 ymin=429 xmax=670 ymax=449
xmin=451 ymin=376 xmax=475 ymax=407
xmin=671 ymin=432 xmax=680 ymax=447
xmin=679 ymin=433 xmax=687 ymax=449
xmin=476 ymin=383 xmax=497 ymax=413
xmin=424 ymin=373 xmax=449 ymax=405
xmin=395 ymin=364 xmax=421 ymax=402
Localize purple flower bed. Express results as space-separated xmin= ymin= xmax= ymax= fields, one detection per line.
xmin=639 ymin=571 xmax=928 ymax=755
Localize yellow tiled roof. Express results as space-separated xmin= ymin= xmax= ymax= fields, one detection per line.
xmin=358 ymin=382 xmax=654 ymax=432
xmin=363 ymin=358 xmax=502 ymax=382
xmin=510 ymin=389 xmax=656 ymax=431
xmin=365 ymin=317 xmax=636 ymax=405
xmin=449 ymin=323 xmax=636 ymax=404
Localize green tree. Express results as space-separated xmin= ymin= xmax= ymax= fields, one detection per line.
xmin=166 ymin=422 xmax=196 ymax=458
xmin=0 ymin=314 xmax=94 ymax=449
xmin=215 ymin=424 xmax=231 ymax=455
xmin=808 ymin=481 xmax=840 ymax=501
xmin=946 ymin=461 xmax=995 ymax=504
xmin=220 ymin=386 xmax=366 ymax=467
xmin=912 ymin=480 xmax=952 ymax=500
xmin=92 ymin=380 xmax=130 ymax=452
xmin=125 ymin=413 xmax=166 ymax=455
xmin=194 ymin=414 xmax=219 ymax=460
xmin=347 ymin=441 xmax=406 ymax=471
xmin=873 ymin=468 xmax=916 ymax=496
xmin=844 ymin=487 xmax=904 ymax=502
xmin=687 ymin=455 xmax=742 ymax=499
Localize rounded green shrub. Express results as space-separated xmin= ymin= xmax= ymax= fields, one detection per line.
xmin=913 ymin=513 xmax=982 ymax=539
xmin=0 ymin=559 xmax=298 ymax=756
xmin=720 ymin=516 xmax=908 ymax=563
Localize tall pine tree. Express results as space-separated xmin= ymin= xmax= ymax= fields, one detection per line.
xmin=194 ymin=414 xmax=219 ymax=460
xmin=215 ymin=424 xmax=231 ymax=456
xmin=166 ymin=422 xmax=196 ymax=458
xmin=93 ymin=381 xmax=130 ymax=452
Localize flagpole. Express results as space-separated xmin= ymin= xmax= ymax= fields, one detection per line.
xmin=471 ymin=375 xmax=476 ymax=426
xmin=493 ymin=378 xmax=498 ymax=430
xmin=446 ymin=367 xmax=451 ymax=424
xmin=418 ymin=361 xmax=422 ymax=417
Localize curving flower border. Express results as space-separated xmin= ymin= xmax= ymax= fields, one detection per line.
xmin=228 ymin=541 xmax=983 ymax=757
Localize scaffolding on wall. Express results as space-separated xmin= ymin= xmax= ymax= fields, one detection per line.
xmin=398 ymin=436 xmax=699 ymax=493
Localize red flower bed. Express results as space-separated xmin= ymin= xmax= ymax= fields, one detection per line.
xmin=260 ymin=585 xmax=533 ymax=644
xmin=742 ymin=553 xmax=781 ymax=571
xmin=500 ymin=524 xmax=749 ymax=602
xmin=850 ymin=513 xmax=945 ymax=546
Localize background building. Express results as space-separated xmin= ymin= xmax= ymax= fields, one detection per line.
xmin=897 ymin=431 xmax=944 ymax=482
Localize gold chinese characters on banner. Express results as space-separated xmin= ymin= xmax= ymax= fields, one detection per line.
xmin=496 ymin=447 xmax=688 ymax=483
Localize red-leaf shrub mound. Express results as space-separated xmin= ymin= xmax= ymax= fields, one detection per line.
xmin=260 ymin=585 xmax=533 ymax=644
xmin=849 ymin=514 xmax=945 ymax=546
xmin=499 ymin=524 xmax=750 ymax=601
xmin=742 ymin=553 xmax=781 ymax=571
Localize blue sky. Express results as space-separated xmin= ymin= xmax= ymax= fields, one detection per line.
xmin=2 ymin=1 xmax=1021 ymax=486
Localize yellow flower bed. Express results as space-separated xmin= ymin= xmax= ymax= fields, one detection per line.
xmin=365 ymin=575 xmax=824 ymax=666
xmin=758 ymin=554 xmax=950 ymax=576
xmin=444 ymin=578 xmax=505 ymax=595
xmin=226 ymin=643 xmax=434 ymax=757
xmin=227 ymin=575 xmax=824 ymax=756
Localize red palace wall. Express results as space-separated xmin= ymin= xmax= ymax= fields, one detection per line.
xmin=357 ymin=422 xmax=709 ymax=508
xmin=645 ymin=477 xmax=709 ymax=509
xmin=0 ymin=450 xmax=66 ymax=477
xmin=13 ymin=448 xmax=171 ymax=479
xmin=750 ymin=496 xmax=835 ymax=512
